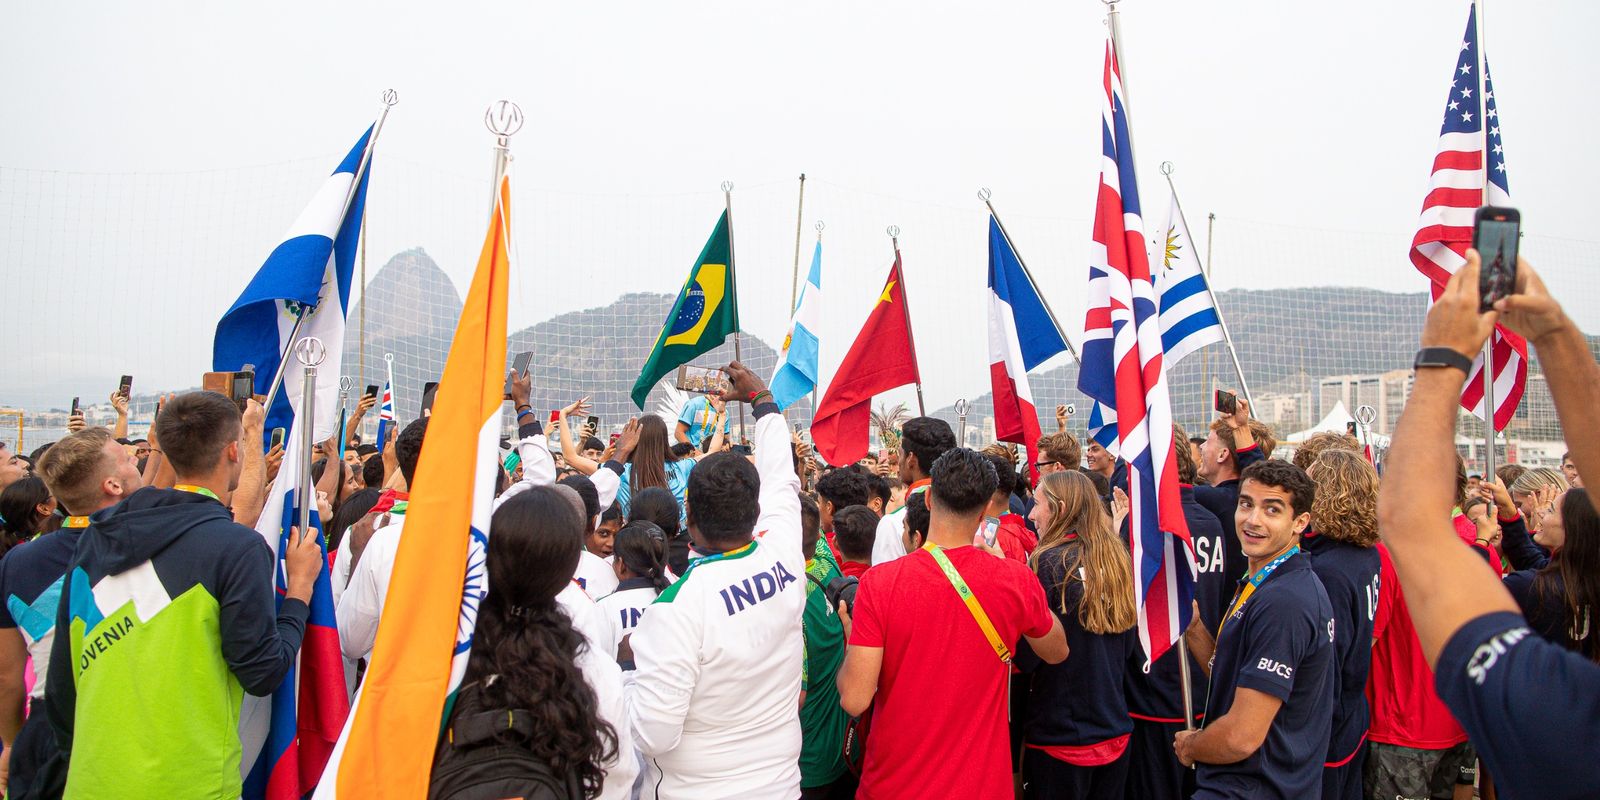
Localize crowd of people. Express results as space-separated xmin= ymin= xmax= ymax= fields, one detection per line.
xmin=0 ymin=251 xmax=1596 ymax=799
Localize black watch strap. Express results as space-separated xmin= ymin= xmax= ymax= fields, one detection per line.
xmin=1414 ymin=347 xmax=1474 ymax=374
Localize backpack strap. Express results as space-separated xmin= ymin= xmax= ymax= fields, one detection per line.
xmin=921 ymin=544 xmax=1011 ymax=665
xmin=448 ymin=708 xmax=535 ymax=748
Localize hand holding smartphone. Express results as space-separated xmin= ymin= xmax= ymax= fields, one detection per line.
xmin=1213 ymin=389 xmax=1237 ymax=416
xmin=504 ymin=351 xmax=533 ymax=400
xmin=118 ymin=375 xmax=133 ymax=398
xmin=1473 ymin=206 xmax=1520 ymax=312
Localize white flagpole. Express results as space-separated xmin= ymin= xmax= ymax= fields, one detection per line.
xmin=1476 ymin=0 xmax=1497 ymax=477
xmin=1160 ymin=164 xmax=1253 ymax=410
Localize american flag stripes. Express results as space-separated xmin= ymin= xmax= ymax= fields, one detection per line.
xmin=1409 ymin=4 xmax=1524 ymax=431
xmin=1078 ymin=39 xmax=1196 ymax=669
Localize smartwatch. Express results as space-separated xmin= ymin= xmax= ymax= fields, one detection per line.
xmin=1413 ymin=347 xmax=1474 ymax=374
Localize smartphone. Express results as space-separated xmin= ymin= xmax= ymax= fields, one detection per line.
xmin=421 ymin=381 xmax=440 ymax=415
xmin=585 ymin=415 xmax=600 ymax=431
xmin=675 ymin=364 xmax=730 ymax=395
xmin=231 ymin=370 xmax=256 ymax=411
xmin=1214 ymin=389 xmax=1237 ymax=416
xmin=982 ymin=516 xmax=1001 ymax=548
xmin=70 ymin=396 xmax=80 ymax=415
xmin=118 ymin=375 xmax=133 ymax=398
xmin=609 ymin=432 xmax=621 ymax=445
xmin=504 ymin=351 xmax=533 ymax=399
xmin=548 ymin=410 xmax=561 ymax=425
xmin=1346 ymin=421 xmax=1359 ymax=437
xmin=364 ymin=384 xmax=379 ymax=400
xmin=270 ymin=427 xmax=287 ymax=450
xmin=1474 ymin=206 xmax=1520 ymax=312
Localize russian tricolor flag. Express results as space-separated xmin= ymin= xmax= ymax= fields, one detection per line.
xmin=986 ymin=216 xmax=1068 ymax=482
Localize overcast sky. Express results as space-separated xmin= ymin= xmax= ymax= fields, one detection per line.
xmin=4 ymin=1 xmax=1597 ymax=412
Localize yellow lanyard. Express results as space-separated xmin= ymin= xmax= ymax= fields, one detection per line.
xmin=174 ymin=484 xmax=220 ymax=502
xmin=61 ymin=516 xmax=91 ymax=529
xmin=1217 ymin=546 xmax=1299 ymax=641
xmin=922 ymin=543 xmax=1011 ymax=665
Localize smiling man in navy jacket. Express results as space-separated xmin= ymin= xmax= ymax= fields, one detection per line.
xmin=1177 ymin=460 xmax=1335 ymax=799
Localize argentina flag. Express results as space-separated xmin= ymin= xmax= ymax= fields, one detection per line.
xmin=214 ymin=126 xmax=374 ymax=442
xmin=771 ymin=240 xmax=822 ymax=410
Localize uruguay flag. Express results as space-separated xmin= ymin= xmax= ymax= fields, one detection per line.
xmin=1151 ymin=187 xmax=1224 ymax=367
xmin=771 ymin=241 xmax=822 ymax=410
xmin=987 ymin=217 xmax=1068 ymax=482
xmin=214 ymin=127 xmax=373 ymax=442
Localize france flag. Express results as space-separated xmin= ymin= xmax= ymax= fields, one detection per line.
xmin=214 ymin=127 xmax=373 ymax=442
xmin=771 ymin=241 xmax=822 ymax=410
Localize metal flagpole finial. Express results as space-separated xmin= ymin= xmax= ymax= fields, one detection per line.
xmin=484 ymin=101 xmax=524 ymax=140
xmin=384 ymin=352 xmax=394 ymax=365
xmin=380 ymin=89 xmax=399 ymax=107
xmin=720 ymin=181 xmax=735 ymax=194
xmin=340 ymin=376 xmax=356 ymax=393
xmin=886 ymin=225 xmax=900 ymax=240
xmin=1159 ymin=161 xmax=1175 ymax=176
xmin=955 ymin=399 xmax=970 ymax=417
xmin=294 ymin=337 xmax=327 ymax=367
xmin=815 ymin=220 xmax=825 ymax=239
xmin=1355 ymin=405 xmax=1377 ymax=428
xmin=977 ymin=187 xmax=992 ymax=202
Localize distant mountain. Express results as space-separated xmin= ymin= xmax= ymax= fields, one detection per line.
xmin=340 ymin=248 xmax=793 ymax=430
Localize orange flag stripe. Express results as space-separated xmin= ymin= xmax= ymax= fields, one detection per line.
xmin=336 ymin=175 xmax=511 ymax=798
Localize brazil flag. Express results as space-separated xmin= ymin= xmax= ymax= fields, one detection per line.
xmin=632 ymin=210 xmax=740 ymax=407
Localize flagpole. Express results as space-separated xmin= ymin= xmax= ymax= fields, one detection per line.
xmin=979 ymin=188 xmax=1081 ymax=364
xmin=724 ymin=181 xmax=748 ymax=442
xmin=384 ymin=352 xmax=396 ymax=444
xmin=262 ymin=88 xmax=399 ymax=418
xmin=1476 ymin=0 xmax=1497 ymax=476
xmin=294 ymin=338 xmax=325 ymax=543
xmin=790 ymin=174 xmax=807 ymax=313
xmin=887 ymin=226 xmax=927 ymax=417
xmin=1160 ymin=163 xmax=1253 ymax=410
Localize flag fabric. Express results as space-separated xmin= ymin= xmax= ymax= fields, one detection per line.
xmin=215 ymin=127 xmax=373 ymax=442
xmin=317 ymin=175 xmax=511 ymax=799
xmin=1151 ymin=189 xmax=1225 ymax=367
xmin=631 ymin=211 xmax=740 ymax=408
xmin=987 ymin=217 xmax=1068 ymax=484
xmin=811 ymin=253 xmax=920 ymax=466
xmin=375 ymin=378 xmax=395 ymax=453
xmin=1409 ymin=4 xmax=1524 ymax=431
xmin=240 ymin=424 xmax=349 ymax=799
xmin=1077 ymin=40 xmax=1196 ymax=669
xmin=1085 ymin=400 xmax=1119 ymax=454
xmin=771 ymin=241 xmax=823 ymax=410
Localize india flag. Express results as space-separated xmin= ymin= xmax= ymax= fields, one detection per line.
xmin=316 ymin=173 xmax=511 ymax=798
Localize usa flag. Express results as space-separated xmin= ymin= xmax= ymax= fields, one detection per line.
xmin=1409 ymin=4 xmax=1524 ymax=430
xmin=1078 ymin=39 xmax=1196 ymax=668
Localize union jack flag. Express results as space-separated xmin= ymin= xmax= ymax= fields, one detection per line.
xmin=1078 ymin=38 xmax=1196 ymax=668
xmin=1409 ymin=4 xmax=1524 ymax=430
xmin=376 ymin=379 xmax=395 ymax=452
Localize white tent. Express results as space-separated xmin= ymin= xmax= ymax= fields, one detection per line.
xmin=1285 ymin=401 xmax=1390 ymax=448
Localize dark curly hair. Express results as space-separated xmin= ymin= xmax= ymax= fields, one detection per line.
xmin=471 ymin=486 xmax=617 ymax=797
xmin=1240 ymin=460 xmax=1315 ymax=517
xmin=928 ymin=448 xmax=997 ymax=515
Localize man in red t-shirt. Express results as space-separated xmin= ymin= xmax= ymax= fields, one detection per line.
xmin=1365 ymin=544 xmax=1477 ymax=800
xmin=837 ymin=448 xmax=1067 ymax=799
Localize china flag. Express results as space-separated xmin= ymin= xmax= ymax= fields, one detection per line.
xmin=811 ymin=252 xmax=921 ymax=465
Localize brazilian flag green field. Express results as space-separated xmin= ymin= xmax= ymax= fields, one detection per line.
xmin=632 ymin=210 xmax=740 ymax=407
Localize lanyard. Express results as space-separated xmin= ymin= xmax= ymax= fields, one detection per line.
xmin=62 ymin=516 xmax=91 ymax=529
xmin=174 ymin=484 xmax=220 ymax=502
xmin=687 ymin=540 xmax=754 ymax=568
xmin=922 ymin=543 xmax=1011 ymax=664
xmin=1217 ymin=546 xmax=1299 ymax=640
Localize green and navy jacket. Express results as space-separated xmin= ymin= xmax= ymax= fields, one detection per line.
xmin=45 ymin=487 xmax=309 ymax=800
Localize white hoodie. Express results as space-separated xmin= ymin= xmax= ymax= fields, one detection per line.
xmin=623 ymin=407 xmax=804 ymax=799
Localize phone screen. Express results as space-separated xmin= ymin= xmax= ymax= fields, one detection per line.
xmin=1214 ymin=389 xmax=1237 ymax=416
xmin=232 ymin=372 xmax=255 ymax=410
xmin=982 ymin=516 xmax=1000 ymax=547
xmin=270 ymin=427 xmax=286 ymax=449
xmin=119 ymin=375 xmax=133 ymax=398
xmin=1474 ymin=210 xmax=1520 ymax=311
xmin=676 ymin=364 xmax=730 ymax=395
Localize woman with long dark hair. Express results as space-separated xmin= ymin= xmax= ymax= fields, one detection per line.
xmin=0 ymin=476 xmax=59 ymax=552
xmin=558 ymin=399 xmax=722 ymax=521
xmin=1495 ymin=485 xmax=1600 ymax=662
xmin=430 ymin=485 xmax=636 ymax=799
xmin=594 ymin=520 xmax=671 ymax=661
xmin=1020 ymin=470 xmax=1138 ymax=799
